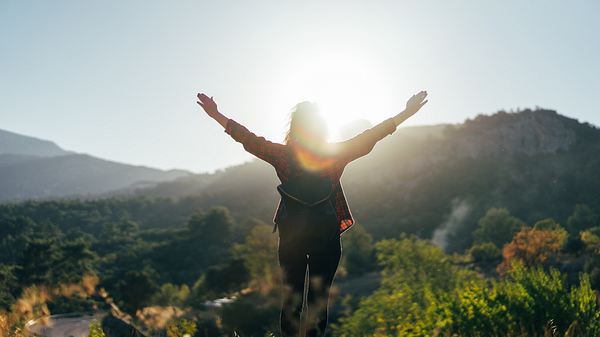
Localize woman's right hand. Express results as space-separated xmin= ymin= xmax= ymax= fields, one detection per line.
xmin=197 ymin=93 xmax=219 ymax=117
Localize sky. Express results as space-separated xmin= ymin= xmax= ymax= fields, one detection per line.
xmin=1 ymin=1 xmax=599 ymax=173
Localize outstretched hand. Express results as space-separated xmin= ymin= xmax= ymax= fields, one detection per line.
xmin=197 ymin=93 xmax=219 ymax=117
xmin=404 ymin=90 xmax=428 ymax=116
xmin=196 ymin=93 xmax=229 ymax=128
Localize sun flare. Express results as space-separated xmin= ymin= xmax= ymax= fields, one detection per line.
xmin=276 ymin=52 xmax=395 ymax=141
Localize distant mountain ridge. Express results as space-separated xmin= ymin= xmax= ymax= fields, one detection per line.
xmin=0 ymin=128 xmax=69 ymax=157
xmin=0 ymin=128 xmax=189 ymax=202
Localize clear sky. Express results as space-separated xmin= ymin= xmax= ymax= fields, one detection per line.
xmin=1 ymin=1 xmax=599 ymax=173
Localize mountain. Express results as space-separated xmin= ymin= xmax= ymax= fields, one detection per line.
xmin=0 ymin=128 xmax=189 ymax=202
xmin=0 ymin=129 xmax=69 ymax=157
xmin=129 ymin=108 xmax=600 ymax=251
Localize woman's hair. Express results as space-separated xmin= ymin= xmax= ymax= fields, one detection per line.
xmin=284 ymin=101 xmax=328 ymax=146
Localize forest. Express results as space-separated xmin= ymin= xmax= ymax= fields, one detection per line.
xmin=2 ymin=198 xmax=600 ymax=336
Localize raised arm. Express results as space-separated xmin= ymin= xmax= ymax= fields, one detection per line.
xmin=196 ymin=93 xmax=284 ymax=166
xmin=334 ymin=90 xmax=428 ymax=164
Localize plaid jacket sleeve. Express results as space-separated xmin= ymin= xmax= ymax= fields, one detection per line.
xmin=224 ymin=119 xmax=285 ymax=167
xmin=333 ymin=117 xmax=397 ymax=164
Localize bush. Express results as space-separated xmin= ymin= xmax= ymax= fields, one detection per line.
xmin=469 ymin=242 xmax=501 ymax=265
xmin=334 ymin=237 xmax=600 ymax=337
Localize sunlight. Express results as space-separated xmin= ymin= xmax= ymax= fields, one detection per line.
xmin=276 ymin=51 xmax=395 ymax=140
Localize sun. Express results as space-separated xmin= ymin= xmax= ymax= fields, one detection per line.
xmin=276 ymin=51 xmax=394 ymax=141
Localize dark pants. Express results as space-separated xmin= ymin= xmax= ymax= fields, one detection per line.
xmin=278 ymin=232 xmax=341 ymax=337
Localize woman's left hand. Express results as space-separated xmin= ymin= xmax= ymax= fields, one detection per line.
xmin=404 ymin=90 xmax=428 ymax=116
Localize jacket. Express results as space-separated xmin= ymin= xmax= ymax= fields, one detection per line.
xmin=224 ymin=117 xmax=397 ymax=235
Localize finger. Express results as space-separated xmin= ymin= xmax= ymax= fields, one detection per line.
xmin=197 ymin=101 xmax=205 ymax=109
xmin=420 ymin=100 xmax=428 ymax=107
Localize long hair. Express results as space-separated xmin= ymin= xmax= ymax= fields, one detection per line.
xmin=284 ymin=101 xmax=328 ymax=146
xmin=284 ymin=102 xmax=335 ymax=171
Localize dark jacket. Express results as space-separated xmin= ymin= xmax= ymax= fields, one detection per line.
xmin=224 ymin=117 xmax=397 ymax=235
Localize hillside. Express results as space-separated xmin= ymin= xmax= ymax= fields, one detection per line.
xmin=0 ymin=128 xmax=189 ymax=202
xmin=131 ymin=108 xmax=600 ymax=252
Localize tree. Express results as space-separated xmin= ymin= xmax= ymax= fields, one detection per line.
xmin=118 ymin=270 xmax=160 ymax=313
xmin=151 ymin=283 xmax=190 ymax=307
xmin=186 ymin=275 xmax=208 ymax=309
xmin=203 ymin=258 xmax=250 ymax=296
xmin=497 ymin=227 xmax=567 ymax=274
xmin=0 ymin=265 xmax=18 ymax=310
xmin=232 ymin=223 xmax=279 ymax=292
xmin=473 ymin=208 xmax=523 ymax=248
xmin=151 ymin=207 xmax=238 ymax=285
xmin=340 ymin=225 xmax=376 ymax=277
xmin=187 ymin=207 xmax=234 ymax=244
xmin=18 ymin=238 xmax=60 ymax=286
xmin=52 ymin=239 xmax=97 ymax=284
xmin=469 ymin=242 xmax=501 ymax=266
xmin=533 ymin=218 xmax=562 ymax=231
xmin=567 ymin=204 xmax=599 ymax=234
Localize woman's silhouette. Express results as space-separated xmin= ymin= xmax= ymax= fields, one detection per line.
xmin=197 ymin=90 xmax=428 ymax=337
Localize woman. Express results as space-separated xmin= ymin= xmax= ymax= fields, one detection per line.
xmin=196 ymin=90 xmax=428 ymax=337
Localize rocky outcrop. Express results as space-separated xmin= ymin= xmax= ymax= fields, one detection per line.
xmin=443 ymin=109 xmax=578 ymax=158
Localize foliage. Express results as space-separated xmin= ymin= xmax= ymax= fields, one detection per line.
xmin=118 ymin=269 xmax=160 ymax=313
xmin=152 ymin=283 xmax=190 ymax=307
xmin=334 ymin=237 xmax=600 ymax=337
xmin=203 ymin=258 xmax=250 ymax=296
xmin=232 ymin=223 xmax=279 ymax=292
xmin=473 ymin=208 xmax=523 ymax=248
xmin=166 ymin=318 xmax=197 ymax=337
xmin=1 ymin=160 xmax=600 ymax=335
xmin=451 ymin=263 xmax=600 ymax=337
xmin=468 ymin=242 xmax=502 ymax=268
xmin=497 ymin=227 xmax=567 ymax=274
xmin=0 ymin=265 xmax=18 ymax=311
xmin=334 ymin=236 xmax=475 ymax=336
xmin=89 ymin=320 xmax=106 ymax=337
xmin=567 ymin=204 xmax=599 ymax=234
xmin=339 ymin=224 xmax=376 ymax=277
xmin=533 ymin=218 xmax=563 ymax=231
xmin=185 ymin=275 xmax=208 ymax=309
